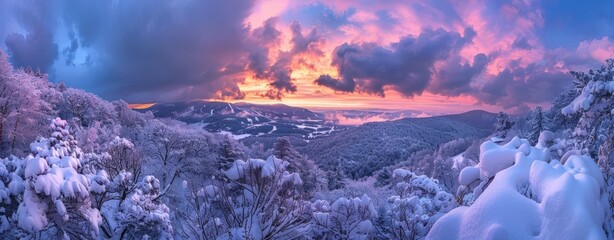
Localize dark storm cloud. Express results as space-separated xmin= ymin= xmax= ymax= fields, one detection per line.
xmin=264 ymin=52 xmax=296 ymax=100
xmin=314 ymin=74 xmax=355 ymax=93
xmin=57 ymin=0 xmax=255 ymax=102
xmin=477 ymin=62 xmax=572 ymax=109
xmin=62 ymin=36 xmax=78 ymax=66
xmin=290 ymin=21 xmax=324 ymax=55
xmin=315 ymin=28 xmax=474 ymax=97
xmin=248 ymin=17 xmax=282 ymax=79
xmin=252 ymin=17 xmax=283 ymax=45
xmin=429 ymin=53 xmax=489 ymax=96
xmin=248 ymin=20 xmax=323 ymax=100
xmin=4 ymin=0 xmax=58 ymax=72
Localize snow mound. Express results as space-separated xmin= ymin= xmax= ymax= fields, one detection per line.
xmin=428 ymin=138 xmax=608 ymax=239
xmin=477 ymin=137 xmax=550 ymax=179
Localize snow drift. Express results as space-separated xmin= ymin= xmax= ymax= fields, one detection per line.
xmin=428 ymin=136 xmax=609 ymax=239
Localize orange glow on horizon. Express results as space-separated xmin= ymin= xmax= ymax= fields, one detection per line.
xmin=128 ymin=103 xmax=157 ymax=109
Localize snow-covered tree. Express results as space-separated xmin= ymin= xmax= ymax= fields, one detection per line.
xmin=17 ymin=118 xmax=104 ymax=239
xmin=115 ymin=175 xmax=173 ymax=239
xmin=100 ymin=137 xmax=142 ymax=180
xmin=562 ymin=59 xmax=614 ymax=156
xmin=58 ymin=88 xmax=115 ymax=127
xmin=247 ymin=141 xmax=271 ymax=159
xmin=0 ymin=51 xmax=51 ymax=154
xmin=430 ymin=156 xmax=457 ymax=193
xmin=74 ymin=121 xmax=121 ymax=154
xmin=561 ymin=59 xmax=614 ymax=237
xmin=311 ymin=194 xmax=377 ymax=240
xmin=206 ymin=156 xmax=311 ymax=239
xmin=173 ymin=182 xmax=225 ymax=239
xmin=548 ymin=88 xmax=580 ymax=131
xmin=326 ymin=163 xmax=347 ymax=190
xmin=113 ymin=100 xmax=149 ymax=128
xmin=528 ymin=107 xmax=545 ymax=145
xmin=493 ymin=112 xmax=514 ymax=140
xmin=0 ymin=155 xmax=25 ymax=237
xmin=141 ymin=121 xmax=213 ymax=188
xmin=386 ymin=169 xmax=457 ymax=239
xmin=273 ymin=137 xmax=322 ymax=196
xmin=219 ymin=135 xmax=247 ymax=171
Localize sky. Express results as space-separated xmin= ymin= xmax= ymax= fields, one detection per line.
xmin=0 ymin=0 xmax=612 ymax=114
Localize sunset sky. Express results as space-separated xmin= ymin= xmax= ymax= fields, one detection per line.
xmin=0 ymin=0 xmax=612 ymax=114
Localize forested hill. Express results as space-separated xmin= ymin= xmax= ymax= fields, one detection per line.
xmin=301 ymin=110 xmax=497 ymax=179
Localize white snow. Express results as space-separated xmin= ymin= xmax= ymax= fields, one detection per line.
xmin=428 ymin=137 xmax=609 ymax=240
xmin=478 ymin=137 xmax=549 ymax=178
xmin=219 ymin=130 xmax=251 ymax=140
xmin=224 ymin=156 xmax=289 ymax=180
xmin=282 ymin=172 xmax=303 ymax=185
xmin=269 ymin=125 xmax=277 ymax=134
xmin=227 ymin=103 xmax=234 ymax=113
xmin=224 ymin=159 xmax=246 ymax=180
xmin=24 ymin=156 xmax=47 ymax=178
xmin=458 ymin=166 xmax=480 ymax=186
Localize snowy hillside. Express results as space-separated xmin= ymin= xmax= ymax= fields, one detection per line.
xmin=138 ymin=101 xmax=343 ymax=140
xmin=302 ymin=110 xmax=496 ymax=179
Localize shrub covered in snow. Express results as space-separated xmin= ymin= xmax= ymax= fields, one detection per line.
xmin=179 ymin=156 xmax=310 ymax=239
xmin=0 ymin=155 xmax=24 ymax=235
xmin=387 ymin=169 xmax=456 ymax=239
xmin=311 ymin=194 xmax=377 ymax=240
xmin=115 ymin=175 xmax=173 ymax=239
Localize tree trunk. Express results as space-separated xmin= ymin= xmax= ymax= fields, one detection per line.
xmin=0 ymin=120 xmax=4 ymax=147
xmin=10 ymin=110 xmax=21 ymax=150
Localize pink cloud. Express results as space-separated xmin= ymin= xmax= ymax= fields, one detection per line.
xmin=577 ymin=37 xmax=614 ymax=62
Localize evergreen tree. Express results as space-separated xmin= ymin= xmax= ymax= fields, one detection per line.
xmin=327 ymin=162 xmax=347 ymax=190
xmin=273 ymin=137 xmax=301 ymax=162
xmin=494 ymin=112 xmax=514 ymax=139
xmin=562 ymin=59 xmax=614 ymax=237
xmin=219 ymin=135 xmax=246 ymax=171
xmin=18 ymin=118 xmax=105 ymax=239
xmin=273 ymin=137 xmax=320 ymax=195
xmin=375 ymin=167 xmax=393 ymax=187
xmin=528 ymin=107 xmax=545 ymax=145
xmin=548 ymin=89 xmax=580 ymax=131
